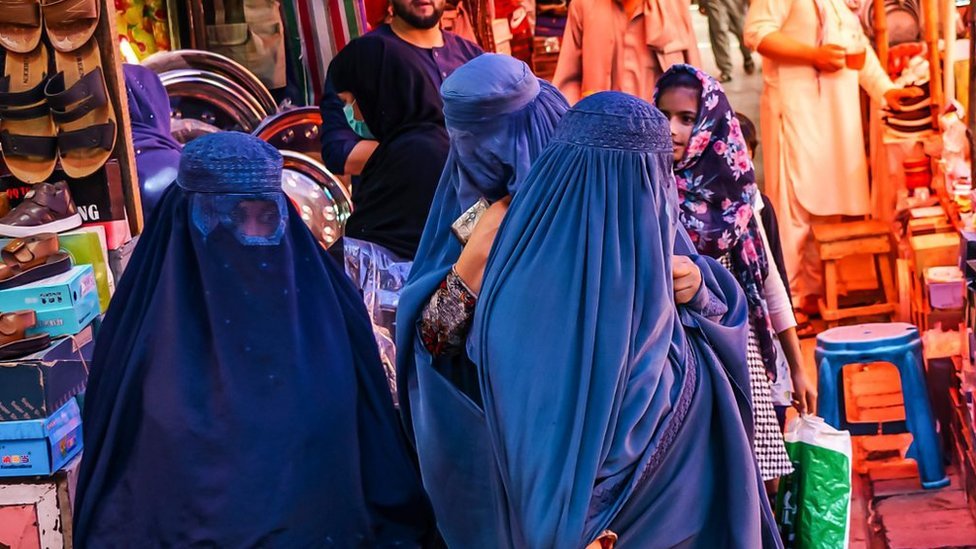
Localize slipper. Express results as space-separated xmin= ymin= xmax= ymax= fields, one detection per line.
xmin=45 ymin=38 xmax=116 ymax=178
xmin=0 ymin=45 xmax=57 ymax=183
xmin=0 ymin=233 xmax=72 ymax=290
xmin=0 ymin=0 xmax=43 ymax=53
xmin=40 ymin=0 xmax=98 ymax=53
xmin=0 ymin=310 xmax=50 ymax=360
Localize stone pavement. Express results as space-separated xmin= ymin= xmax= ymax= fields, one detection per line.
xmin=798 ymin=339 xmax=976 ymax=548
xmin=692 ymin=10 xmax=976 ymax=547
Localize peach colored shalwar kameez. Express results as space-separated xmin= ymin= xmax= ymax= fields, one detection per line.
xmin=744 ymin=0 xmax=894 ymax=303
xmin=553 ymin=0 xmax=701 ymax=104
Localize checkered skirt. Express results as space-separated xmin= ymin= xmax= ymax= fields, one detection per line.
xmin=719 ymin=254 xmax=794 ymax=481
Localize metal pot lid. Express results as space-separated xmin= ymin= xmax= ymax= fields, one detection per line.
xmin=253 ymin=107 xmax=323 ymax=157
xmin=161 ymin=69 xmax=270 ymax=134
xmin=143 ymin=49 xmax=278 ymax=115
xmin=280 ymin=150 xmax=353 ymax=249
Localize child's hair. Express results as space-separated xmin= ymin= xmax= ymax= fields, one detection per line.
xmin=735 ymin=112 xmax=758 ymax=154
xmin=655 ymin=71 xmax=703 ymax=98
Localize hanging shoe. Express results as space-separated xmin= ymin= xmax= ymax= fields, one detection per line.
xmin=0 ymin=181 xmax=82 ymax=237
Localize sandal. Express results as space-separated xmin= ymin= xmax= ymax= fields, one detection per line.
xmin=40 ymin=0 xmax=98 ymax=53
xmin=0 ymin=309 xmax=50 ymax=359
xmin=0 ymin=44 xmax=58 ymax=183
xmin=0 ymin=0 xmax=43 ymax=53
xmin=45 ymin=38 xmax=116 ymax=178
xmin=794 ymin=309 xmax=818 ymax=338
xmin=0 ymin=233 xmax=72 ymax=290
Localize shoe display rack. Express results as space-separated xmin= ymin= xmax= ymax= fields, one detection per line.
xmin=0 ymin=0 xmax=144 ymax=237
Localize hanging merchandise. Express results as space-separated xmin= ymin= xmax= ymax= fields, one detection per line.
xmin=776 ymin=416 xmax=854 ymax=549
xmin=252 ymin=106 xmax=322 ymax=157
xmin=861 ymin=0 xmax=922 ymax=44
xmin=279 ymin=0 xmax=314 ymax=105
xmin=204 ymin=0 xmax=288 ymax=90
xmin=116 ymin=0 xmax=172 ymax=60
xmin=279 ymin=150 xmax=352 ymax=250
xmin=143 ymin=49 xmax=275 ymax=135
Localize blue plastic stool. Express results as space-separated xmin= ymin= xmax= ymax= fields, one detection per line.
xmin=815 ymin=322 xmax=949 ymax=489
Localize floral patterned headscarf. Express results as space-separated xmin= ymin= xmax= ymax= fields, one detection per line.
xmin=655 ymin=64 xmax=779 ymax=381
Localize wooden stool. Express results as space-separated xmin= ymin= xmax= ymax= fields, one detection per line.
xmin=812 ymin=220 xmax=898 ymax=325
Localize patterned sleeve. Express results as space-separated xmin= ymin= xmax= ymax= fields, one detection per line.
xmin=419 ymin=268 xmax=478 ymax=357
xmin=684 ymin=282 xmax=728 ymax=319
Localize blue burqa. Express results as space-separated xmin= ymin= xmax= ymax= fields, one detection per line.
xmin=468 ymin=93 xmax=783 ymax=548
xmin=124 ymin=63 xmax=182 ymax=219
xmin=395 ymin=54 xmax=569 ymax=547
xmin=73 ymin=132 xmax=435 ymax=547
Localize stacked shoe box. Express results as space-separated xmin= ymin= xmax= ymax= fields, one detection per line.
xmin=0 ymin=172 xmax=106 ymax=484
xmin=0 ymin=324 xmax=93 ymax=480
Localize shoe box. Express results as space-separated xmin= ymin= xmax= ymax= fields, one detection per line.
xmin=0 ymin=265 xmax=100 ymax=338
xmin=1 ymin=228 xmax=115 ymax=313
xmin=0 ymin=324 xmax=94 ymax=423
xmin=109 ymin=235 xmax=138 ymax=282
xmin=0 ymin=397 xmax=83 ymax=478
xmin=59 ymin=227 xmax=114 ymax=312
xmin=0 ymin=160 xmax=127 ymax=224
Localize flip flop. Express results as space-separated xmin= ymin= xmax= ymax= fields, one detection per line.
xmin=40 ymin=0 xmax=98 ymax=53
xmin=0 ymin=45 xmax=58 ymax=183
xmin=0 ymin=0 xmax=43 ymax=53
xmin=45 ymin=38 xmax=116 ymax=179
xmin=0 ymin=310 xmax=50 ymax=360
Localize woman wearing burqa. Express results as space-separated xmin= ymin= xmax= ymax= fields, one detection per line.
xmin=395 ymin=53 xmax=569 ymax=547
xmin=469 ymin=92 xmax=782 ymax=547
xmin=123 ymin=64 xmax=182 ymax=219
xmin=72 ymin=132 xmax=435 ymax=547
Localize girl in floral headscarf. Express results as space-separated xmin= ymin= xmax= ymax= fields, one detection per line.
xmin=655 ymin=64 xmax=816 ymax=497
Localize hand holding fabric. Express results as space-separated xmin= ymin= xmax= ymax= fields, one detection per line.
xmin=672 ymin=255 xmax=703 ymax=304
xmin=455 ymin=196 xmax=511 ymax=294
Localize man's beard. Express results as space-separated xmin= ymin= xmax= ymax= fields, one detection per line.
xmin=391 ymin=0 xmax=443 ymax=29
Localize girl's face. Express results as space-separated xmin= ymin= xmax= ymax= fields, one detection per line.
xmin=657 ymin=86 xmax=700 ymax=163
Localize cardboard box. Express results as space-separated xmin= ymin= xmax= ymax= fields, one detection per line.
xmin=0 ymin=454 xmax=79 ymax=548
xmin=0 ymin=398 xmax=82 ymax=478
xmin=0 ymin=160 xmax=127 ymax=223
xmin=32 ymin=290 xmax=100 ymax=339
xmin=910 ymin=232 xmax=961 ymax=273
xmin=60 ymin=227 xmax=115 ymax=312
xmin=0 ymin=265 xmax=96 ymax=314
xmin=88 ymin=219 xmax=132 ymax=250
xmin=1 ymin=230 xmax=114 ymax=313
xmin=0 ymin=325 xmax=94 ymax=422
xmin=109 ymin=236 xmax=138 ymax=282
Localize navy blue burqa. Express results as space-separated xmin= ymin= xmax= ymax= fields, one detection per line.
xmin=467 ymin=93 xmax=782 ymax=548
xmin=73 ymin=132 xmax=435 ymax=547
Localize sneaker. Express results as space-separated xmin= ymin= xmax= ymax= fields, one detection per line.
xmin=0 ymin=181 xmax=82 ymax=237
xmin=719 ymin=72 xmax=733 ymax=83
